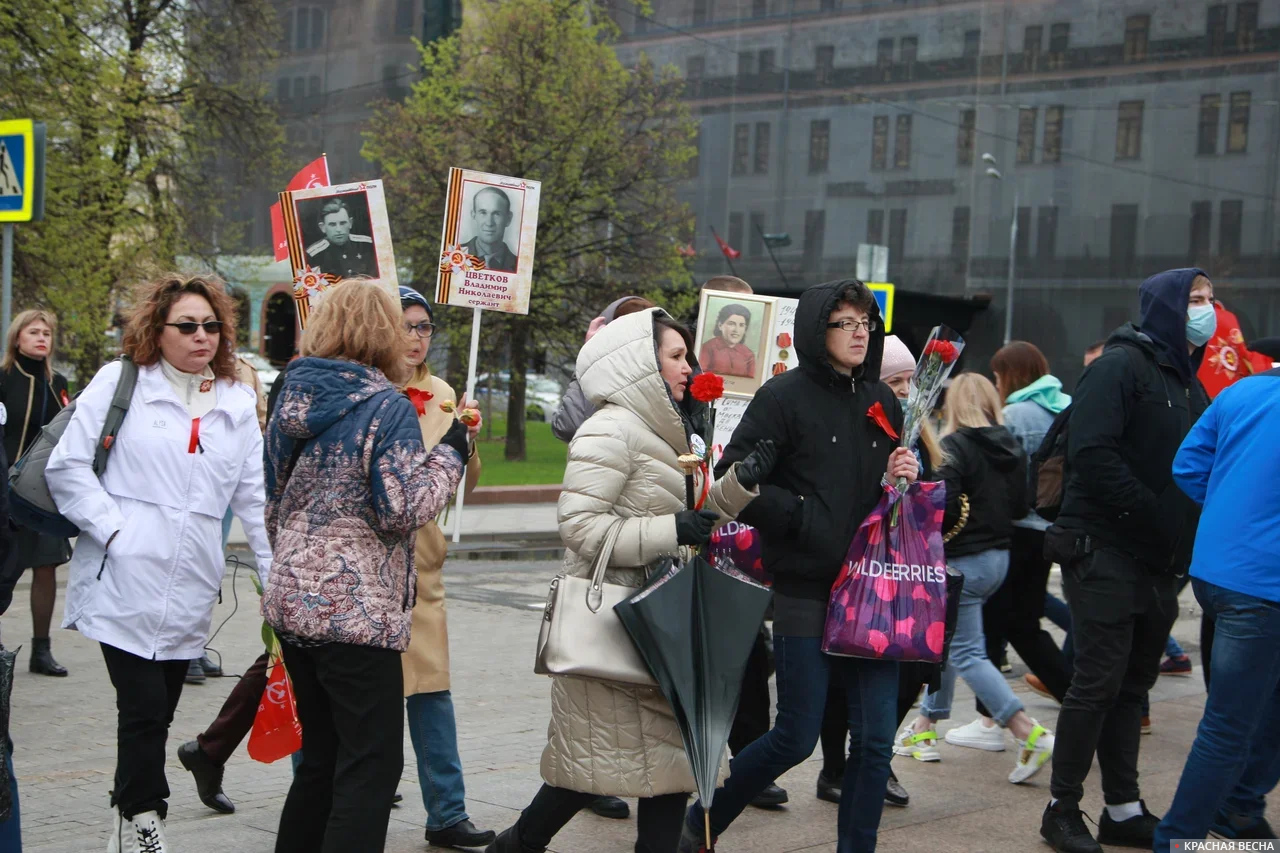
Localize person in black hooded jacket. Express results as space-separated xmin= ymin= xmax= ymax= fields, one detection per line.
xmin=680 ymin=280 xmax=918 ymax=853
xmin=1040 ymin=269 xmax=1213 ymax=853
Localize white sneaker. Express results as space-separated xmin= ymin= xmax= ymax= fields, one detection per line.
xmin=122 ymin=811 xmax=168 ymax=853
xmin=893 ymin=725 xmax=941 ymax=761
xmin=107 ymin=806 xmax=121 ymax=853
xmin=944 ymin=717 xmax=1007 ymax=752
xmin=1009 ymin=723 xmax=1054 ymax=784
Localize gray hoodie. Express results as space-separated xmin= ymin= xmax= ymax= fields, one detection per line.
xmin=550 ymin=297 xmax=645 ymax=442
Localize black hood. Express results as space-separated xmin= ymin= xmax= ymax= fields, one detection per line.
xmin=958 ymin=426 xmax=1022 ymax=472
xmin=1120 ymin=267 xmax=1206 ymax=384
xmin=794 ymin=279 xmax=885 ymax=387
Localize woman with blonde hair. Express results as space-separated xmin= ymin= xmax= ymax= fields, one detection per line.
xmin=896 ymin=373 xmax=1057 ymax=784
xmin=262 ymin=280 xmax=468 ymax=853
xmin=1 ymin=309 xmax=72 ymax=675
xmin=46 ymin=274 xmax=274 ymax=851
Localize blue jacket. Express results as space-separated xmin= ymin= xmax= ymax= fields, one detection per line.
xmin=1173 ymin=368 xmax=1280 ymax=604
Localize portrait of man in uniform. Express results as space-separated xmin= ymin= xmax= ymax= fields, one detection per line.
xmin=304 ymin=196 xmax=379 ymax=279
xmin=459 ymin=185 xmax=519 ymax=273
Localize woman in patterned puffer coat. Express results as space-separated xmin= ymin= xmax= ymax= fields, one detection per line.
xmin=261 ymin=281 xmax=468 ymax=853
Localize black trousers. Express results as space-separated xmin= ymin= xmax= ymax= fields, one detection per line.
xmin=976 ymin=528 xmax=1072 ymax=717
xmin=515 ymin=783 xmax=688 ymax=853
xmin=275 ymin=641 xmax=404 ymax=853
xmin=100 ymin=643 xmax=189 ymax=820
xmin=1049 ymin=547 xmax=1178 ymax=808
xmin=821 ymin=660 xmax=932 ymax=778
xmin=728 ymin=630 xmax=772 ymax=756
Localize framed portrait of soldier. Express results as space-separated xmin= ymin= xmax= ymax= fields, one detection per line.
xmin=695 ymin=289 xmax=774 ymax=397
xmin=280 ymin=180 xmax=399 ymax=327
xmin=435 ymin=167 xmax=541 ymax=316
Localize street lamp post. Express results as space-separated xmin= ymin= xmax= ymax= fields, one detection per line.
xmin=983 ymin=153 xmax=1018 ymax=345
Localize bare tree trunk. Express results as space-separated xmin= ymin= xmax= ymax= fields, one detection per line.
xmin=504 ymin=316 xmax=530 ymax=461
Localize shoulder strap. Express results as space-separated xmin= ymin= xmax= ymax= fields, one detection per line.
xmin=92 ymin=356 xmax=138 ymax=476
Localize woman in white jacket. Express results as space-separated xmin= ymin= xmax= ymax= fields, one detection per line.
xmin=46 ymin=274 xmax=272 ymax=853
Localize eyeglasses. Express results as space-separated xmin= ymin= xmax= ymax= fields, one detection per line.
xmin=826 ymin=318 xmax=878 ymax=333
xmin=404 ymin=321 xmax=436 ymax=339
xmin=165 ymin=321 xmax=224 ymax=335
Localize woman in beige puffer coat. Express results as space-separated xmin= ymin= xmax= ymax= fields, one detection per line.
xmin=488 ymin=309 xmax=776 ymax=853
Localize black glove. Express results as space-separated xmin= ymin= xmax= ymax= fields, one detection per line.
xmin=735 ymin=439 xmax=778 ymax=490
xmin=675 ymin=509 xmax=720 ymax=547
xmin=440 ymin=418 xmax=470 ymax=460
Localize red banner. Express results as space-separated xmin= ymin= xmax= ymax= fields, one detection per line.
xmin=1199 ymin=300 xmax=1273 ymax=398
xmin=713 ymin=231 xmax=740 ymax=260
xmin=271 ymin=156 xmax=331 ymax=261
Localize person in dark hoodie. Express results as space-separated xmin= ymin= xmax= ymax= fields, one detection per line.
xmin=1039 ymin=269 xmax=1213 ymax=853
xmin=896 ymin=373 xmax=1055 ymax=782
xmin=679 ymin=280 xmax=918 ymax=853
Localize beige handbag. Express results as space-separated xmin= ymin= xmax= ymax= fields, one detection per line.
xmin=534 ymin=519 xmax=658 ymax=688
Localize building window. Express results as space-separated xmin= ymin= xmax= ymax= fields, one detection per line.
xmin=758 ymin=49 xmax=777 ymax=74
xmin=687 ymin=56 xmax=705 ymax=79
xmin=1024 ymin=25 xmax=1043 ymax=70
xmin=394 ymin=0 xmax=414 ymax=35
xmin=753 ymin=0 xmax=768 ymax=18
xmin=728 ymin=213 xmax=744 ymax=253
xmin=309 ymin=74 xmax=321 ymax=96
xmin=804 ymin=210 xmax=826 ymax=270
xmin=1116 ymin=101 xmax=1144 ymax=160
xmin=754 ymin=122 xmax=771 ymax=174
xmin=1220 ymin=200 xmax=1243 ymax=259
xmin=1189 ymin=201 xmax=1212 ymax=264
xmin=750 ymin=212 xmax=766 ymax=257
xmin=816 ymin=45 xmax=835 ymax=84
xmin=951 ymin=207 xmax=971 ymax=260
xmin=1198 ymin=95 xmax=1221 ymax=155
xmin=867 ymin=209 xmax=885 ymax=245
xmin=964 ymin=29 xmax=981 ymax=58
xmin=276 ymin=78 xmax=291 ymax=101
xmin=877 ymin=38 xmax=894 ymax=69
xmin=1049 ymin=23 xmax=1070 ymax=68
xmin=821 ymin=0 xmax=837 ymax=9
xmin=692 ymin=0 xmax=708 ymax=25
xmin=1016 ymin=207 xmax=1031 ymax=260
xmin=1208 ymin=5 xmax=1229 ymax=55
xmin=737 ymin=52 xmax=754 ymax=76
xmin=289 ymin=7 xmax=325 ymax=52
xmin=957 ymin=109 xmax=976 ymax=165
xmin=871 ymin=115 xmax=889 ymax=170
xmin=1124 ymin=15 xmax=1149 ymax=63
xmin=900 ymin=36 xmax=918 ymax=65
xmin=1043 ymin=106 xmax=1063 ymax=162
xmin=1227 ymin=91 xmax=1251 ymax=152
xmin=1110 ymin=204 xmax=1139 ymax=274
xmin=292 ymin=76 xmax=306 ymax=100
xmin=1017 ymin=108 xmax=1037 ymax=163
xmin=894 ymin=115 xmax=912 ymax=169
xmin=732 ymin=124 xmax=749 ymax=175
xmin=1037 ymin=207 xmax=1058 ymax=260
xmin=888 ymin=209 xmax=907 ymax=263
xmin=1237 ymin=2 xmax=1258 ymax=52
xmin=809 ymin=119 xmax=830 ymax=174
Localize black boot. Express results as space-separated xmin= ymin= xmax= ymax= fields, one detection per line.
xmin=589 ymin=796 xmax=630 ymax=819
xmin=29 ymin=637 xmax=67 ymax=677
xmin=484 ymin=824 xmax=544 ymax=853
xmin=177 ymin=741 xmax=235 ymax=814
xmin=1040 ymin=801 xmax=1102 ymax=853
xmin=427 ymin=819 xmax=497 ymax=848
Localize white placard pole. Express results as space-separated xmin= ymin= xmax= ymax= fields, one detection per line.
xmin=451 ymin=307 xmax=483 ymax=543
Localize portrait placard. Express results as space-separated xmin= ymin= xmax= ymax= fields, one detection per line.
xmin=434 ymin=167 xmax=541 ymax=315
xmin=280 ymin=180 xmax=399 ymax=327
xmin=694 ymin=289 xmax=775 ymax=397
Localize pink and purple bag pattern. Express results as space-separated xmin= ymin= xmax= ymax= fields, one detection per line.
xmin=822 ymin=481 xmax=948 ymax=662
xmin=708 ymin=521 xmax=771 ymax=587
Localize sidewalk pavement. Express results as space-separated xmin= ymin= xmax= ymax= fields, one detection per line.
xmin=6 ymin=558 xmax=1265 ymax=852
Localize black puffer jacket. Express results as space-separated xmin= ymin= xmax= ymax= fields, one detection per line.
xmin=939 ymin=426 xmax=1029 ymax=558
xmin=716 ymin=280 xmax=901 ymax=608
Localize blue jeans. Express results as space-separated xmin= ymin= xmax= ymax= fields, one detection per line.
xmin=0 ymin=746 xmax=20 ymax=852
xmin=921 ymin=550 xmax=1024 ymax=725
xmin=406 ymin=691 xmax=470 ymax=831
xmin=1154 ymin=579 xmax=1280 ymax=849
xmin=690 ymin=635 xmax=898 ymax=853
xmin=1045 ymin=592 xmax=1074 ymax=670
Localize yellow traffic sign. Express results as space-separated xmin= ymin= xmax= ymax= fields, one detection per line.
xmin=0 ymin=119 xmax=40 ymax=223
xmin=867 ymin=282 xmax=895 ymax=333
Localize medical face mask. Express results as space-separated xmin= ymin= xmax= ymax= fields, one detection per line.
xmin=1186 ymin=303 xmax=1217 ymax=348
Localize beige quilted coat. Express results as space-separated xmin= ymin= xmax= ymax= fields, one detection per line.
xmin=540 ymin=308 xmax=757 ymax=797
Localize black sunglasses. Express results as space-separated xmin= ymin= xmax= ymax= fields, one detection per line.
xmin=165 ymin=321 xmax=224 ymax=335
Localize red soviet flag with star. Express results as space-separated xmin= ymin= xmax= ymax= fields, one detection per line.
xmin=270 ymin=155 xmax=332 ymax=261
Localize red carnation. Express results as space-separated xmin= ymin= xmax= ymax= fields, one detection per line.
xmin=866 ymin=401 xmax=899 ymax=440
xmin=689 ymin=372 xmax=725 ymax=403
xmin=776 ymin=332 xmax=792 ymax=348
xmin=924 ymin=340 xmax=959 ymax=363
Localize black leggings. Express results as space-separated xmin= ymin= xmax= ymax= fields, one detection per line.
xmin=515 ymin=784 xmax=688 ymax=853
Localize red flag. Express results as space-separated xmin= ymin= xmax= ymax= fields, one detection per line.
xmin=1198 ymin=300 xmax=1273 ymax=398
xmin=271 ymin=156 xmax=331 ymax=261
xmin=677 ymin=243 xmax=697 ymax=258
xmin=713 ymin=231 xmax=741 ymax=260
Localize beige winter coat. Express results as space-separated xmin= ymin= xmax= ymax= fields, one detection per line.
xmin=540 ymin=308 xmax=757 ymax=797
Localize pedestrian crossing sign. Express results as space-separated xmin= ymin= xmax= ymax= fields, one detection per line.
xmin=866 ymin=282 xmax=895 ymax=333
xmin=0 ymin=119 xmax=43 ymax=223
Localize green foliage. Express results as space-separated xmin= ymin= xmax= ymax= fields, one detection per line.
xmin=476 ymin=415 xmax=567 ymax=486
xmin=0 ymin=0 xmax=285 ymax=379
xmin=365 ymin=0 xmax=698 ymax=461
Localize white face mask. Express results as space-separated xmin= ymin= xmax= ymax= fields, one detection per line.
xmin=1186 ymin=303 xmax=1217 ymax=348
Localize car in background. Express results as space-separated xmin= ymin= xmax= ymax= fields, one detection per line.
xmin=473 ymin=372 xmax=565 ymax=421
xmin=237 ymin=351 xmax=281 ymax=394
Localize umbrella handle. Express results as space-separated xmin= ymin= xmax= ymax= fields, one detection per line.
xmin=705 ymin=813 xmax=713 ymax=851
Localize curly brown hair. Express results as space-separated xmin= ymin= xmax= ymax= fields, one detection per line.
xmin=122 ymin=274 xmax=239 ymax=381
xmin=301 ymin=280 xmax=410 ymax=386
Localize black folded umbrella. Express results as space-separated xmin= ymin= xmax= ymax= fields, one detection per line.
xmin=0 ymin=645 xmax=16 ymax=821
xmin=615 ymin=553 xmax=771 ymax=851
